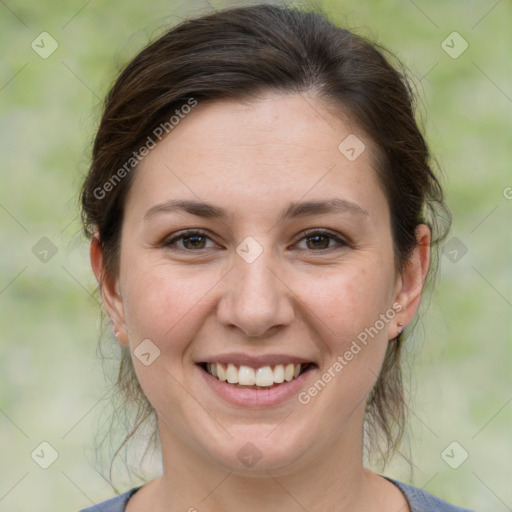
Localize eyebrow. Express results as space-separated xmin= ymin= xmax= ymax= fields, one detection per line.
xmin=143 ymin=197 xmax=369 ymax=222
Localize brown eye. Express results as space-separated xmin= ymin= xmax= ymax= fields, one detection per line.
xmin=181 ymin=235 xmax=207 ymax=249
xmin=295 ymin=230 xmax=348 ymax=252
xmin=163 ymin=230 xmax=216 ymax=251
xmin=306 ymin=234 xmax=331 ymax=250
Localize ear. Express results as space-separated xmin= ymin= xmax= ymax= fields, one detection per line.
xmin=392 ymin=224 xmax=431 ymax=337
xmin=90 ymin=233 xmax=129 ymax=346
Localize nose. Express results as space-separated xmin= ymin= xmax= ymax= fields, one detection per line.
xmin=216 ymin=251 xmax=295 ymax=338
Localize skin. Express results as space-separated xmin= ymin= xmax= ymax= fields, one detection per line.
xmin=91 ymin=91 xmax=430 ymax=511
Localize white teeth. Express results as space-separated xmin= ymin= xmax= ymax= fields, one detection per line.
xmin=255 ymin=366 xmax=274 ymax=386
xmin=284 ymin=363 xmax=295 ymax=381
xmin=226 ymin=363 xmax=238 ymax=384
xmin=273 ymin=364 xmax=285 ymax=383
xmin=206 ymin=362 xmax=305 ymax=387
xmin=217 ymin=363 xmax=227 ymax=381
xmin=238 ymin=365 xmax=256 ymax=385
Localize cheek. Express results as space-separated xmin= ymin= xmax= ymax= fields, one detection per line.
xmin=298 ymin=261 xmax=394 ymax=393
xmin=301 ymin=261 xmax=394 ymax=340
xmin=120 ymin=258 xmax=217 ymax=351
xmin=119 ymin=262 xmax=216 ymax=418
xmin=121 ymin=248 xmax=395 ymax=355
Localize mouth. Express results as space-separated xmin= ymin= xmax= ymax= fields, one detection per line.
xmin=198 ymin=362 xmax=316 ymax=390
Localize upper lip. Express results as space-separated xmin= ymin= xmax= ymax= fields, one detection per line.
xmin=197 ymin=353 xmax=316 ymax=368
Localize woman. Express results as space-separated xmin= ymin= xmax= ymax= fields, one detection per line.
xmin=79 ymin=4 xmax=474 ymax=511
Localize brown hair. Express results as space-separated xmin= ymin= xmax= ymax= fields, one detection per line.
xmin=81 ymin=3 xmax=450 ymax=476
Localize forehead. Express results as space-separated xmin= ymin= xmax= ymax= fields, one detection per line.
xmin=126 ymin=92 xmax=387 ymax=220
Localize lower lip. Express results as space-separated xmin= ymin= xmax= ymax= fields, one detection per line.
xmin=197 ymin=365 xmax=316 ymax=408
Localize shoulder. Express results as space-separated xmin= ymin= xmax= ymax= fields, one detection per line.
xmin=78 ymin=487 xmax=140 ymax=512
xmin=386 ymin=477 xmax=475 ymax=512
xmin=77 ymin=480 xmax=476 ymax=512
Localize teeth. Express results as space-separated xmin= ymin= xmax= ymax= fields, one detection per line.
xmin=239 ymin=365 xmax=256 ymax=385
xmin=284 ymin=363 xmax=295 ymax=381
xmin=226 ymin=363 xmax=238 ymax=384
xmin=273 ymin=364 xmax=284 ymax=383
xmin=205 ymin=362 xmax=305 ymax=387
xmin=255 ymin=366 xmax=274 ymax=386
xmin=217 ymin=363 xmax=227 ymax=382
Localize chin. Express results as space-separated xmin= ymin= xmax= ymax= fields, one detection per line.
xmin=200 ymin=424 xmax=314 ymax=476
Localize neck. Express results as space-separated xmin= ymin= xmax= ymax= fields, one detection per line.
xmin=151 ymin=409 xmax=382 ymax=512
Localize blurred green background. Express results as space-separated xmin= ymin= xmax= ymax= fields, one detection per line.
xmin=1 ymin=0 xmax=510 ymax=511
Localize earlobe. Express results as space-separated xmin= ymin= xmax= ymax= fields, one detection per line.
xmin=90 ymin=234 xmax=128 ymax=345
xmin=393 ymin=224 xmax=431 ymax=336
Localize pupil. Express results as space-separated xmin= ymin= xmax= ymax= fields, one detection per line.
xmin=185 ymin=236 xmax=204 ymax=249
xmin=309 ymin=235 xmax=328 ymax=249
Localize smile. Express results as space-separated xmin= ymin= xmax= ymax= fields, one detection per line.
xmin=200 ymin=362 xmax=314 ymax=390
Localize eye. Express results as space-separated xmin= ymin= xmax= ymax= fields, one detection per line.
xmin=294 ymin=229 xmax=348 ymax=251
xmin=161 ymin=228 xmax=348 ymax=253
xmin=163 ymin=230 xmax=218 ymax=251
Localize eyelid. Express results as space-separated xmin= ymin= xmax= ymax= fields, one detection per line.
xmin=293 ymin=228 xmax=350 ymax=250
xmin=162 ymin=229 xmax=218 ymax=249
xmin=161 ymin=228 xmax=350 ymax=253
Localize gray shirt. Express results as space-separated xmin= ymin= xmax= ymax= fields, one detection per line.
xmin=78 ymin=478 xmax=475 ymax=511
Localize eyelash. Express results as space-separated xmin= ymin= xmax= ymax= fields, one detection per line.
xmin=162 ymin=229 xmax=349 ymax=253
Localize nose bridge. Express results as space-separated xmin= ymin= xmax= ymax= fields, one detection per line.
xmin=217 ymin=246 xmax=293 ymax=337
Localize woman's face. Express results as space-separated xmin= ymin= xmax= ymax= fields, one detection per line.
xmin=94 ymin=92 xmax=427 ymax=474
